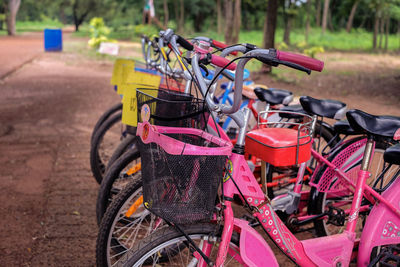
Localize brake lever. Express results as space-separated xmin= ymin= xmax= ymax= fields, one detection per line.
xmin=255 ymin=55 xmax=311 ymax=75
xmin=278 ymin=60 xmax=311 ymax=75
xmin=255 ymin=56 xmax=279 ymax=67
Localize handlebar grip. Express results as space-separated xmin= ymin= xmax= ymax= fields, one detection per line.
xmin=176 ymin=35 xmax=194 ymax=51
xmin=276 ymin=50 xmax=324 ymax=72
xmin=211 ymin=40 xmax=238 ymax=56
xmin=211 ymin=54 xmax=236 ymax=71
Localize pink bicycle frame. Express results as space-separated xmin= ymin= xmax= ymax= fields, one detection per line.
xmin=210 ymin=125 xmax=400 ymax=266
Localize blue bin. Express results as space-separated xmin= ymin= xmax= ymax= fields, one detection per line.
xmin=44 ymin=29 xmax=62 ymax=52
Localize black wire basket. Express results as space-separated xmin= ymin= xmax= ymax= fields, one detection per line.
xmin=136 ymin=88 xmax=209 ymax=130
xmin=136 ymin=122 xmax=232 ymax=224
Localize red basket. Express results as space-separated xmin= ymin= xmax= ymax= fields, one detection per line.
xmin=245 ymin=110 xmax=315 ymax=166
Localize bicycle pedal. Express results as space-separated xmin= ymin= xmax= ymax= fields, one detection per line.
xmin=327 ymin=206 xmax=345 ymax=226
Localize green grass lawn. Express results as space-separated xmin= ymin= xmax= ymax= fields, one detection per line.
xmin=72 ymin=25 xmax=399 ymax=52
xmin=1 ymin=19 xmax=399 ymax=52
xmin=0 ymin=20 xmax=63 ymax=35
xmin=197 ymin=28 xmax=400 ymax=52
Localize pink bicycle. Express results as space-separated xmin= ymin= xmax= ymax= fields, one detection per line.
xmin=118 ymin=44 xmax=400 ymax=266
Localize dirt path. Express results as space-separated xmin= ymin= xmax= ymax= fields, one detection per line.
xmin=0 ymin=48 xmax=119 ymax=265
xmin=0 ymin=34 xmax=399 ymax=266
xmin=0 ymin=33 xmax=43 ymax=80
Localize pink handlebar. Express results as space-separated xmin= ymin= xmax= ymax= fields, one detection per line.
xmin=211 ymin=54 xmax=236 ymax=71
xmin=276 ymin=50 xmax=324 ymax=72
xmin=212 ymin=40 xmax=238 ymax=56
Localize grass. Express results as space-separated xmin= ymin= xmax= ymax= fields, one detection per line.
xmin=2 ymin=19 xmax=399 ymax=52
xmin=196 ymin=28 xmax=400 ymax=52
xmin=63 ymin=39 xmax=117 ymax=62
xmin=0 ymin=19 xmax=63 ymax=35
xmin=72 ymin=25 xmax=400 ymax=52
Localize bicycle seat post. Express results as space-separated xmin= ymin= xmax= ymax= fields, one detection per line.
xmin=361 ymin=136 xmax=375 ymax=171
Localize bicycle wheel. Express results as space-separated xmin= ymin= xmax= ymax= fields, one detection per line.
xmin=106 ymin=134 xmax=137 ymax=171
xmin=118 ymin=223 xmax=242 ymax=267
xmin=96 ymin=179 xmax=166 ymax=267
xmin=90 ymin=111 xmax=123 ymax=184
xmin=309 ymin=138 xmax=397 ymax=237
xmin=91 ymin=103 xmax=123 ymax=144
xmin=96 ymin=146 xmax=141 ymax=225
xmin=265 ymin=122 xmax=336 ymax=200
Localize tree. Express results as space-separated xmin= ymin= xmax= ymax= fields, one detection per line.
xmin=262 ymin=0 xmax=278 ymax=72
xmin=346 ymin=0 xmax=360 ymax=33
xmin=282 ymin=0 xmax=298 ymax=45
xmin=321 ymin=0 xmax=330 ymax=35
xmin=178 ymin=0 xmax=184 ymax=33
xmin=6 ymin=0 xmax=21 ymax=36
xmin=305 ymin=0 xmax=311 ymax=42
xmin=163 ymin=0 xmax=168 ymax=28
xmin=217 ymin=0 xmax=223 ymax=35
xmin=72 ymin=0 xmax=96 ymax=32
xmin=316 ymin=0 xmax=322 ymax=27
xmin=224 ymin=0 xmax=241 ymax=44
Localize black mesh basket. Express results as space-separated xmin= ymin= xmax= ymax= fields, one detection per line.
xmin=137 ymin=88 xmax=209 ymax=130
xmin=136 ymin=123 xmax=231 ymax=225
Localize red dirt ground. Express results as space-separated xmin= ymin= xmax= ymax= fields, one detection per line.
xmin=0 ymin=33 xmax=399 ymax=266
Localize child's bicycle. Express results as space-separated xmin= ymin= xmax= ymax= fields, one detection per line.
xmin=117 ymin=44 xmax=400 ymax=267
xmin=96 ymin=38 xmax=398 ymax=266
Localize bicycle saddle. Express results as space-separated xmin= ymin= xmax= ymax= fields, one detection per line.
xmin=384 ymin=144 xmax=400 ymax=165
xmin=300 ymin=96 xmax=346 ymax=120
xmin=254 ymin=88 xmax=293 ymax=106
xmin=333 ymin=120 xmax=363 ymax=135
xmin=346 ymin=109 xmax=400 ymax=139
xmin=279 ymin=104 xmax=306 ymax=119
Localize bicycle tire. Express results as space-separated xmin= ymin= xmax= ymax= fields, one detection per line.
xmin=118 ymin=223 xmax=241 ymax=267
xmin=96 ymin=146 xmax=140 ymax=225
xmin=90 ymin=111 xmax=123 ymax=184
xmin=106 ymin=134 xmax=137 ymax=171
xmin=309 ymin=138 xmax=394 ymax=237
xmin=266 ymin=122 xmax=336 ymax=200
xmin=91 ymin=103 xmax=123 ymax=144
xmin=97 ymin=179 xmax=152 ymax=267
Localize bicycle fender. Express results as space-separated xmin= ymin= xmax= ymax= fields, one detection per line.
xmin=234 ymin=218 xmax=279 ymax=267
xmin=358 ymin=177 xmax=400 ymax=266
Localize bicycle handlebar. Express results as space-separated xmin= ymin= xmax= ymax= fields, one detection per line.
xmin=211 ymin=54 xmax=236 ymax=71
xmin=176 ymin=35 xmax=194 ymax=51
xmin=276 ymin=50 xmax=324 ymax=72
xmin=211 ymin=40 xmax=238 ymax=55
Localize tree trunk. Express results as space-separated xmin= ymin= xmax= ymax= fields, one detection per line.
xmin=384 ymin=16 xmax=389 ymax=52
xmin=346 ymin=0 xmax=360 ymax=33
xmin=373 ymin=12 xmax=379 ymax=50
xmin=305 ymin=0 xmax=311 ymax=42
xmin=262 ymin=0 xmax=278 ymax=72
xmin=217 ymin=0 xmax=223 ymax=35
xmin=6 ymin=0 xmax=21 ymax=36
xmin=232 ymin=0 xmax=241 ymax=44
xmin=327 ymin=6 xmax=333 ymax=31
xmin=316 ymin=0 xmax=321 ymax=27
xmin=321 ymin=0 xmax=330 ymax=35
xmin=72 ymin=1 xmax=92 ymax=32
xmin=163 ymin=0 xmax=169 ymax=28
xmin=283 ymin=17 xmax=291 ymax=45
xmin=378 ymin=16 xmax=384 ymax=49
xmin=282 ymin=0 xmax=290 ymax=45
xmin=174 ymin=0 xmax=179 ymax=29
xmin=398 ymin=20 xmax=400 ymax=50
xmin=60 ymin=6 xmax=67 ymax=25
xmin=224 ymin=0 xmax=234 ymax=44
xmin=263 ymin=0 xmax=278 ymax=49
xmin=178 ymin=0 xmax=184 ymax=33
